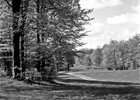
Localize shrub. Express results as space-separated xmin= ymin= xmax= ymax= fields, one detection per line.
xmin=107 ymin=66 xmax=113 ymax=70
xmin=0 ymin=67 xmax=6 ymax=77
xmin=24 ymin=68 xmax=42 ymax=82
xmin=41 ymin=64 xmax=57 ymax=81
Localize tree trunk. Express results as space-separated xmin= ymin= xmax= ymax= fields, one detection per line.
xmin=113 ymin=50 xmax=117 ymax=69
xmin=67 ymin=63 xmax=70 ymax=71
xmin=21 ymin=35 xmax=25 ymax=75
xmin=36 ymin=0 xmax=41 ymax=72
xmin=12 ymin=0 xmax=22 ymax=78
xmin=121 ymin=51 xmax=125 ymax=70
xmin=20 ymin=0 xmax=29 ymax=79
xmin=13 ymin=33 xmax=20 ymax=78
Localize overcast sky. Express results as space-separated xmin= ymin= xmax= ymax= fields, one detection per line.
xmin=79 ymin=0 xmax=140 ymax=49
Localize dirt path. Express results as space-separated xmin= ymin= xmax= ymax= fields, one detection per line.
xmin=67 ymin=72 xmax=97 ymax=81
xmin=56 ymin=72 xmax=140 ymax=88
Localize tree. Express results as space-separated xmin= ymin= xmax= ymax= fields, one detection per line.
xmin=18 ymin=0 xmax=29 ymax=79
xmin=127 ymin=34 xmax=140 ymax=69
xmin=75 ymin=49 xmax=92 ymax=65
xmin=83 ymin=54 xmax=92 ymax=66
xmin=102 ymin=41 xmax=118 ymax=70
xmin=1 ymin=0 xmax=93 ymax=80
xmin=91 ymin=47 xmax=102 ymax=67
xmin=0 ymin=1 xmax=13 ymax=76
xmin=116 ymin=40 xmax=129 ymax=70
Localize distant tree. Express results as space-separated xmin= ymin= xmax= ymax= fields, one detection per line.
xmin=116 ymin=40 xmax=129 ymax=70
xmin=91 ymin=47 xmax=102 ymax=67
xmin=127 ymin=34 xmax=140 ymax=69
xmin=75 ymin=48 xmax=93 ymax=65
xmin=84 ymin=54 xmax=92 ymax=66
xmin=102 ymin=41 xmax=118 ymax=70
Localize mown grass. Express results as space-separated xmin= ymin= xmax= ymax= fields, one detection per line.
xmin=72 ymin=68 xmax=140 ymax=83
xmin=0 ymin=77 xmax=140 ymax=100
xmin=0 ymin=65 xmax=140 ymax=100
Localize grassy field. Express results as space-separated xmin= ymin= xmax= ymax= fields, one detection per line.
xmin=0 ymin=77 xmax=140 ymax=100
xmin=0 ymin=65 xmax=140 ymax=100
xmin=71 ymin=65 xmax=140 ymax=83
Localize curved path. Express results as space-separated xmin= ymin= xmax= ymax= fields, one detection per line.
xmin=67 ymin=72 xmax=97 ymax=81
xmin=55 ymin=71 xmax=140 ymax=88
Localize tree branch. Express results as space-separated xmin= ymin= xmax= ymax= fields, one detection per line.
xmin=4 ymin=0 xmax=12 ymax=7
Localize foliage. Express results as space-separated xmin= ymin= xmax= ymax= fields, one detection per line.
xmin=0 ymin=1 xmax=13 ymax=76
xmin=24 ymin=68 xmax=41 ymax=82
xmin=0 ymin=0 xmax=93 ymax=81
xmin=91 ymin=47 xmax=102 ymax=67
xmin=75 ymin=49 xmax=93 ymax=66
xmin=82 ymin=54 xmax=92 ymax=66
xmin=76 ymin=34 xmax=140 ymax=70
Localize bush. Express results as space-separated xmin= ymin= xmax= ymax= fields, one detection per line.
xmin=0 ymin=68 xmax=6 ymax=77
xmin=107 ymin=66 xmax=113 ymax=70
xmin=24 ymin=68 xmax=42 ymax=82
xmin=41 ymin=64 xmax=57 ymax=81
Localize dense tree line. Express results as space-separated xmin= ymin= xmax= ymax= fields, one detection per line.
xmin=76 ymin=34 xmax=140 ymax=70
xmin=0 ymin=0 xmax=92 ymax=81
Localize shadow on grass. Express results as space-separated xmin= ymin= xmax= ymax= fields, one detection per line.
xmin=3 ymin=80 xmax=140 ymax=95
xmin=71 ymin=69 xmax=84 ymax=72
xmin=1 ymin=82 xmax=140 ymax=100
xmin=1 ymin=77 xmax=140 ymax=100
xmin=56 ymin=78 xmax=140 ymax=86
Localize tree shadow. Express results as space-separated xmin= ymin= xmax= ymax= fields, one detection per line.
xmin=56 ymin=78 xmax=140 ymax=86
xmin=3 ymin=81 xmax=140 ymax=94
xmin=1 ymin=79 xmax=140 ymax=100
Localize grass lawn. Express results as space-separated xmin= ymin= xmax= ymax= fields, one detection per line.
xmin=0 ymin=65 xmax=140 ymax=100
xmin=73 ymin=68 xmax=140 ymax=83
xmin=0 ymin=77 xmax=140 ymax=100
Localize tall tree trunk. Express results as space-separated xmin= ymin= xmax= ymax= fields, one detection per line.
xmin=20 ymin=0 xmax=29 ymax=79
xmin=121 ymin=51 xmax=125 ymax=70
xmin=21 ymin=35 xmax=25 ymax=72
xmin=36 ymin=0 xmax=41 ymax=72
xmin=41 ymin=0 xmax=46 ymax=69
xmin=67 ymin=63 xmax=70 ymax=71
xmin=12 ymin=0 xmax=22 ymax=78
xmin=13 ymin=32 xmax=20 ymax=78
xmin=113 ymin=50 xmax=117 ymax=69
xmin=36 ymin=0 xmax=40 ymax=44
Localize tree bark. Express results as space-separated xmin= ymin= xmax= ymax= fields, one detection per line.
xmin=20 ymin=0 xmax=29 ymax=79
xmin=12 ymin=0 xmax=22 ymax=78
xmin=36 ymin=0 xmax=41 ymax=72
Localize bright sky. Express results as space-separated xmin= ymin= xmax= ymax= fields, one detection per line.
xmin=79 ymin=0 xmax=140 ymax=49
